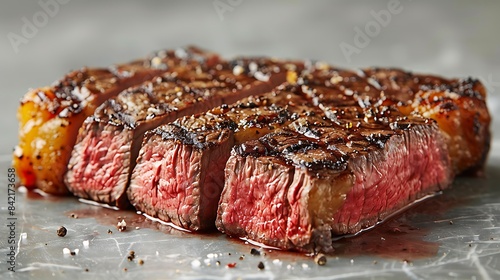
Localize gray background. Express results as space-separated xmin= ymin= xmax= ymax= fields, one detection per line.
xmin=0 ymin=0 xmax=499 ymax=156
xmin=1 ymin=1 xmax=500 ymax=279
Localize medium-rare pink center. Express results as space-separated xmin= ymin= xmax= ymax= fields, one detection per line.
xmin=332 ymin=127 xmax=450 ymax=233
xmin=129 ymin=133 xmax=234 ymax=230
xmin=133 ymin=140 xmax=200 ymax=228
xmin=218 ymin=125 xmax=451 ymax=251
xmin=68 ymin=124 xmax=132 ymax=202
xmin=221 ymin=158 xmax=292 ymax=247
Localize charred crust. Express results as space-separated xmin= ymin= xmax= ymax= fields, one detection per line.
xmin=235 ymin=140 xmax=270 ymax=157
xmin=234 ymin=130 xmax=349 ymax=171
xmin=234 ymin=101 xmax=435 ymax=173
xmin=156 ymin=124 xmax=203 ymax=148
xmin=364 ymin=133 xmax=392 ymax=149
xmin=440 ymin=101 xmax=459 ymax=111
xmin=228 ymin=57 xmax=294 ymax=77
xmin=37 ymin=46 xmax=220 ymax=119
xmin=89 ymin=59 xmax=280 ymax=128
xmin=283 ymin=141 xmax=320 ymax=154
xmin=155 ymin=121 xmax=235 ymax=150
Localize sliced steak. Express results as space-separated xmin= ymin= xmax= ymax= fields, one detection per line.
xmin=217 ymin=107 xmax=452 ymax=253
xmin=14 ymin=46 xmax=218 ymax=194
xmin=128 ymin=85 xmax=321 ymax=230
xmin=66 ymin=59 xmax=300 ymax=208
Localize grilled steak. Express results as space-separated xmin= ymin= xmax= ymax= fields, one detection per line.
xmin=128 ymin=84 xmax=321 ymax=230
xmin=217 ymin=107 xmax=452 ymax=253
xmin=13 ymin=46 xmax=219 ymax=194
xmin=14 ymin=45 xmax=491 ymax=253
xmin=65 ymin=58 xmax=295 ymax=208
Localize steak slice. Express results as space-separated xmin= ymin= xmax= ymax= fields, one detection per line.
xmin=362 ymin=68 xmax=490 ymax=175
xmin=13 ymin=46 xmax=218 ymax=194
xmin=65 ymin=59 xmax=300 ymax=208
xmin=128 ymin=84 xmax=321 ymax=230
xmin=216 ymin=107 xmax=452 ymax=253
xmin=297 ymin=67 xmax=491 ymax=175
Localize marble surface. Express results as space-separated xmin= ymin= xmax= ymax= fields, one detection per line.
xmin=0 ymin=1 xmax=499 ymax=279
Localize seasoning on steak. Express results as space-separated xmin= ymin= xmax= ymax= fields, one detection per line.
xmin=298 ymin=67 xmax=491 ymax=175
xmin=216 ymin=106 xmax=452 ymax=253
xmin=127 ymin=84 xmax=321 ymax=230
xmin=361 ymin=68 xmax=490 ymax=175
xmin=65 ymin=59 xmax=301 ymax=208
xmin=14 ymin=46 xmax=219 ymax=194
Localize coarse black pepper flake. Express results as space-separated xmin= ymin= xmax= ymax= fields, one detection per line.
xmin=257 ymin=261 xmax=265 ymax=270
xmin=250 ymin=248 xmax=261 ymax=256
xmin=127 ymin=251 xmax=135 ymax=261
xmin=57 ymin=226 xmax=67 ymax=237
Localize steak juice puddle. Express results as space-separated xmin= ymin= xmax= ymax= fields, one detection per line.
xmin=328 ymin=187 xmax=473 ymax=261
xmin=331 ymin=215 xmax=437 ymax=260
xmin=238 ymin=207 xmax=440 ymax=263
xmin=245 ymin=192 xmax=469 ymax=262
xmin=60 ymin=198 xmax=221 ymax=239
